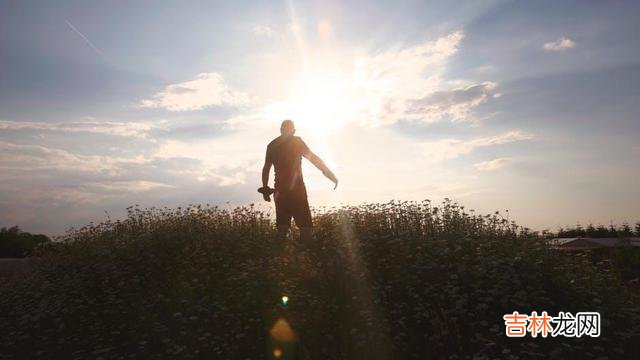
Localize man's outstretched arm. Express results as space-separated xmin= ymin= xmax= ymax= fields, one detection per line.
xmin=303 ymin=150 xmax=338 ymax=189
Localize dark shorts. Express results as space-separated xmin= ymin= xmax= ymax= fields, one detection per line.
xmin=274 ymin=186 xmax=312 ymax=228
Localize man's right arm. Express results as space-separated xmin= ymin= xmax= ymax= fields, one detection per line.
xmin=261 ymin=148 xmax=273 ymax=201
xmin=262 ymin=160 xmax=272 ymax=188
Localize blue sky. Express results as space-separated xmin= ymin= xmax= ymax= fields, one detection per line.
xmin=1 ymin=0 xmax=639 ymax=235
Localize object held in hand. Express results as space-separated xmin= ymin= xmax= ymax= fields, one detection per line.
xmin=258 ymin=186 xmax=275 ymax=195
xmin=258 ymin=186 xmax=275 ymax=202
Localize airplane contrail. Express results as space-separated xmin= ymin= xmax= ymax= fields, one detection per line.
xmin=65 ymin=19 xmax=104 ymax=56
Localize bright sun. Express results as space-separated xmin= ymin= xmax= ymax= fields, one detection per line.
xmin=268 ymin=69 xmax=359 ymax=134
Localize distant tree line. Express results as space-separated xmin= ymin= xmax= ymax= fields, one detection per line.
xmin=555 ymin=222 xmax=640 ymax=238
xmin=0 ymin=226 xmax=51 ymax=258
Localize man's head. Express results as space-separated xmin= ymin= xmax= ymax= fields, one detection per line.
xmin=280 ymin=119 xmax=295 ymax=136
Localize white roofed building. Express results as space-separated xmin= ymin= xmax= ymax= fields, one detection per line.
xmin=548 ymin=237 xmax=640 ymax=251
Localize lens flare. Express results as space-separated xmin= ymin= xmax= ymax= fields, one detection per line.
xmin=270 ymin=318 xmax=296 ymax=342
xmin=273 ymin=346 xmax=283 ymax=358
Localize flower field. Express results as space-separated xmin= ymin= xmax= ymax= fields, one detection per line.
xmin=1 ymin=200 xmax=638 ymax=359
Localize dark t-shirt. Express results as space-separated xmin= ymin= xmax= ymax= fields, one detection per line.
xmin=266 ymin=135 xmax=310 ymax=191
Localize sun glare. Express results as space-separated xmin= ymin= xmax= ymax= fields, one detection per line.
xmin=269 ymin=69 xmax=358 ymax=134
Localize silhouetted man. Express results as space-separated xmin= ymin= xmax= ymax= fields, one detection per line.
xmin=260 ymin=120 xmax=338 ymax=241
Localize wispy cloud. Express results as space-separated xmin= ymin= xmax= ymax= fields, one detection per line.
xmin=473 ymin=64 xmax=496 ymax=74
xmin=406 ymin=82 xmax=498 ymax=123
xmin=0 ymin=141 xmax=144 ymax=175
xmin=543 ymin=37 xmax=576 ymax=51
xmin=422 ymin=131 xmax=533 ymax=161
xmin=474 ymin=157 xmax=512 ymax=171
xmin=0 ymin=139 xmax=249 ymax=188
xmin=0 ymin=180 xmax=175 ymax=215
xmin=87 ymin=180 xmax=175 ymax=192
xmin=65 ymin=19 xmax=104 ymax=56
xmin=139 ymin=73 xmax=251 ymax=111
xmin=252 ymin=25 xmax=275 ymax=37
xmin=0 ymin=120 xmax=158 ymax=139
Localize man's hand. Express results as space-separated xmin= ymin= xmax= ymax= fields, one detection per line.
xmin=323 ymin=170 xmax=338 ymax=190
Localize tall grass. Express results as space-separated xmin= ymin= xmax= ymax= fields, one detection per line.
xmin=1 ymin=200 xmax=638 ymax=359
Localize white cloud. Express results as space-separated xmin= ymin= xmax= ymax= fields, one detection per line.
xmin=153 ymin=138 xmax=255 ymax=186
xmin=1 ymin=185 xmax=109 ymax=206
xmin=252 ymin=25 xmax=275 ymax=37
xmin=351 ymin=31 xmax=466 ymax=125
xmin=474 ymin=157 xmax=512 ymax=171
xmin=0 ymin=139 xmax=252 ymax=218
xmin=0 ymin=140 xmax=245 ymax=188
xmin=471 ymin=131 xmax=533 ymax=146
xmin=139 ymin=73 xmax=250 ymax=111
xmin=240 ymin=30 xmax=499 ymax=128
xmin=209 ymin=172 xmax=247 ymax=187
xmin=406 ymin=82 xmax=498 ymax=123
xmin=0 ymin=180 xmax=174 ymax=212
xmin=361 ymin=31 xmax=499 ymax=124
xmin=422 ymin=131 xmax=533 ymax=161
xmin=87 ymin=180 xmax=175 ymax=192
xmin=473 ymin=64 xmax=496 ymax=74
xmin=543 ymin=37 xmax=576 ymax=51
xmin=0 ymin=141 xmax=144 ymax=175
xmin=0 ymin=120 xmax=158 ymax=139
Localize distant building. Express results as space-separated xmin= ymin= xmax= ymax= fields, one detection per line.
xmin=548 ymin=237 xmax=640 ymax=251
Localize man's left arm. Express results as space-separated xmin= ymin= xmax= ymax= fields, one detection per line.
xmin=301 ymin=141 xmax=338 ymax=189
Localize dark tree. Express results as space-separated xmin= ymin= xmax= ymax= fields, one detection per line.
xmin=0 ymin=226 xmax=51 ymax=258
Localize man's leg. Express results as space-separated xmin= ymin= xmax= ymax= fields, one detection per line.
xmin=274 ymin=191 xmax=292 ymax=250
xmin=299 ymin=226 xmax=312 ymax=242
xmin=292 ymin=188 xmax=316 ymax=263
xmin=276 ymin=225 xmax=289 ymax=242
xmin=292 ymin=188 xmax=313 ymax=243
